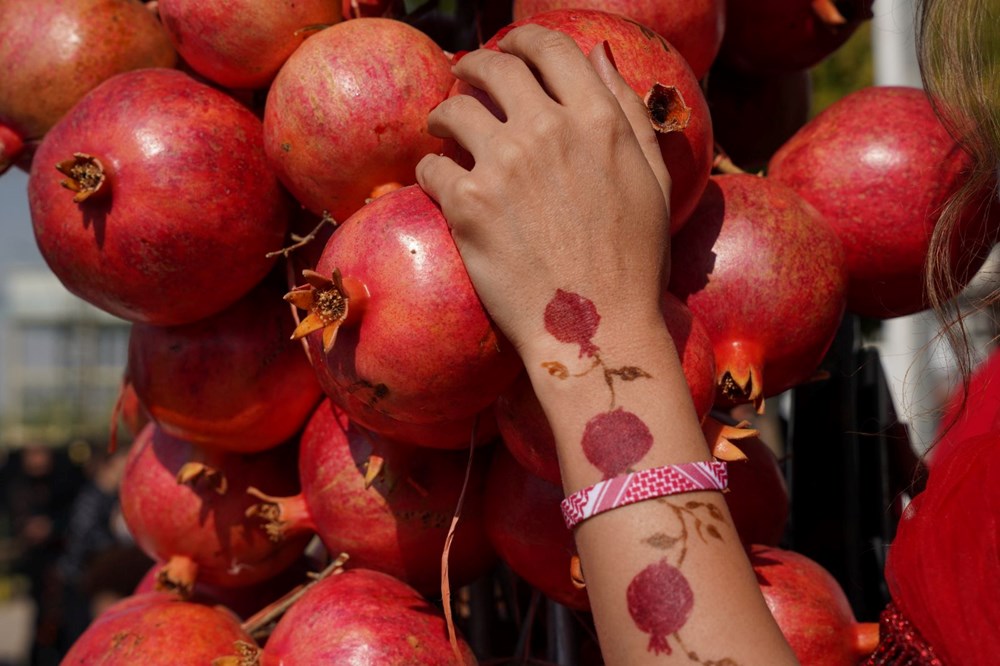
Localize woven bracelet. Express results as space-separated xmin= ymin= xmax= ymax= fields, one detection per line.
xmin=560 ymin=461 xmax=729 ymax=530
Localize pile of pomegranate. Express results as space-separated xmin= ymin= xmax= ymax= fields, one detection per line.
xmin=3 ymin=0 xmax=996 ymax=663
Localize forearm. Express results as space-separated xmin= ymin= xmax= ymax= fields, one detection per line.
xmin=523 ymin=296 xmax=797 ymax=665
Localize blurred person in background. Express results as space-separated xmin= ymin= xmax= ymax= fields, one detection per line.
xmin=1 ymin=444 xmax=82 ymax=666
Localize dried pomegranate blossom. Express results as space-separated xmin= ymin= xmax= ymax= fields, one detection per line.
xmin=544 ymin=289 xmax=601 ymax=358
xmin=627 ymin=559 xmax=695 ymax=655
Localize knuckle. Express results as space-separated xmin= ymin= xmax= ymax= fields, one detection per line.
xmin=533 ymin=29 xmax=576 ymax=57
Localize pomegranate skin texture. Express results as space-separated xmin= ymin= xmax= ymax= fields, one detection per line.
xmin=751 ymin=545 xmax=879 ymax=665
xmin=769 ymin=86 xmax=998 ymax=319
xmin=60 ymin=592 xmax=255 ymax=665
xmin=157 ymin=0 xmax=341 ymax=90
xmin=249 ymin=400 xmax=497 ymax=596
xmin=0 ymin=0 xmax=176 ymax=172
xmin=297 ymin=185 xmax=521 ymax=429
xmin=119 ymin=425 xmax=307 ymax=590
xmin=29 ymin=68 xmax=289 ymax=326
xmin=669 ymin=175 xmax=847 ymax=410
xmin=264 ymin=18 xmax=454 ymax=222
xmin=513 ymin=0 xmax=725 ymax=79
xmin=258 ymin=569 xmax=477 ymax=665
xmin=471 ymin=9 xmax=713 ymax=233
xmin=127 ymin=275 xmax=323 ymax=453
xmin=484 ymin=446 xmax=590 ymax=610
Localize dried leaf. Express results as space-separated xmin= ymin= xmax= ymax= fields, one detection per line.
xmin=642 ymin=532 xmax=679 ymax=550
xmin=608 ymin=366 xmax=652 ymax=381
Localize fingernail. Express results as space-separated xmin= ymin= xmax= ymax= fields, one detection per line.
xmin=602 ymin=41 xmax=619 ymax=71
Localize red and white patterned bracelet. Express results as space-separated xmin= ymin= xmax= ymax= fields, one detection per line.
xmin=560 ymin=461 xmax=729 ymax=530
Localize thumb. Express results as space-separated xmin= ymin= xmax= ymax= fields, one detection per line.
xmin=587 ymin=41 xmax=671 ymax=206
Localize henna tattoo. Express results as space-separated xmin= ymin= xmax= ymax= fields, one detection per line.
xmin=541 ymin=290 xmax=736 ymax=661
xmin=581 ymin=408 xmax=653 ymax=478
xmin=627 ymin=559 xmax=694 ymax=655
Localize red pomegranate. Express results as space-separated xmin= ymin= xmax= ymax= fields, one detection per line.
xmin=243 ymin=569 xmax=476 ymax=665
xmin=286 ymin=185 xmax=522 ymax=431
xmin=769 ymin=86 xmax=999 ymax=318
xmin=669 ymin=175 xmax=847 ymax=411
xmin=127 ymin=273 xmax=323 ymax=453
xmin=134 ymin=555 xmax=316 ymax=619
xmin=263 ymin=18 xmax=454 ymax=222
xmin=60 ymin=591 xmax=255 ymax=665
xmin=470 ymin=9 xmax=713 ymax=233
xmin=484 ymin=446 xmax=590 ymax=610
xmin=29 ymin=68 xmax=289 ymax=326
xmin=707 ymin=62 xmax=812 ymax=173
xmin=724 ymin=432 xmax=789 ymax=546
xmin=157 ymin=0 xmax=340 ymax=89
xmin=119 ymin=425 xmax=308 ymax=592
xmin=751 ymin=545 xmax=879 ymax=665
xmin=512 ymin=0 xmax=724 ymax=79
xmin=496 ymin=292 xmax=716 ymax=485
xmin=0 ymin=0 xmax=176 ymax=173
xmin=246 ymin=400 xmax=496 ymax=596
xmin=720 ymin=0 xmax=875 ymax=73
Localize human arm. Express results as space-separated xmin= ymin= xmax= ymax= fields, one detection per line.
xmin=416 ymin=24 xmax=797 ymax=665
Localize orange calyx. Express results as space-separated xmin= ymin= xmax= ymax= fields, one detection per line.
xmin=645 ymin=84 xmax=691 ymax=134
xmin=811 ymin=0 xmax=847 ymax=25
xmin=55 ymin=152 xmax=108 ymax=203
xmin=285 ymin=269 xmax=368 ymax=353
xmin=176 ymin=461 xmax=228 ymax=495
xmin=701 ymin=416 xmax=754 ymax=461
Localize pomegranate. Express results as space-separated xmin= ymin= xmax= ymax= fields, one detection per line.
xmin=669 ymin=174 xmax=847 ymax=411
xmin=134 ymin=555 xmax=316 ymax=619
xmin=29 ymin=68 xmax=289 ymax=325
xmin=720 ymin=0 xmax=875 ymax=73
xmin=119 ymin=425 xmax=308 ymax=592
xmin=243 ymin=569 xmax=477 ymax=664
xmin=497 ymin=292 xmax=716 ymax=485
xmin=883 ymin=432 xmax=1000 ymax=666
xmin=286 ymin=185 xmax=522 ymax=430
xmin=263 ymin=18 xmax=454 ymax=222
xmin=60 ymin=591 xmax=255 ymax=664
xmin=127 ymin=272 xmax=323 ymax=453
xmin=469 ymin=9 xmax=713 ymax=233
xmin=157 ymin=0 xmax=340 ymax=89
xmin=769 ymin=86 xmax=998 ymax=318
xmin=751 ymin=545 xmax=879 ymax=665
xmin=0 ymin=0 xmax=176 ymax=174
xmin=247 ymin=399 xmax=496 ymax=595
xmin=724 ymin=431 xmax=789 ymax=546
xmin=512 ymin=0 xmax=725 ymax=79
xmin=707 ymin=62 xmax=812 ymax=173
xmin=484 ymin=446 xmax=590 ymax=610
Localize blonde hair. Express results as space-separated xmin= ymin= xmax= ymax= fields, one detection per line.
xmin=919 ymin=0 xmax=1000 ymax=383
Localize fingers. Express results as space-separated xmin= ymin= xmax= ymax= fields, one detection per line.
xmin=415 ymin=153 xmax=467 ymax=213
xmin=427 ymin=94 xmax=502 ymax=157
xmin=496 ymin=24 xmax=605 ymax=106
xmin=451 ymin=49 xmax=551 ymax=120
xmin=587 ymin=42 xmax=671 ymax=206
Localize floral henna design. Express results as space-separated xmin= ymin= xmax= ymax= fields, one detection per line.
xmin=542 ymin=290 xmax=736 ymax=662
xmin=542 ymin=290 xmax=654 ymax=477
xmin=632 ymin=501 xmax=737 ymax=663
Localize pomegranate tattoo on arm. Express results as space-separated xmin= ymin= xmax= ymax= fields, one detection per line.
xmin=542 ymin=290 xmax=737 ymax=664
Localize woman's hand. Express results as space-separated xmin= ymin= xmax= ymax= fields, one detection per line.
xmin=416 ymin=24 xmax=672 ymax=356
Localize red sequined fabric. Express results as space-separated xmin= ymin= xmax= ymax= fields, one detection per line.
xmin=865 ymin=603 xmax=942 ymax=665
